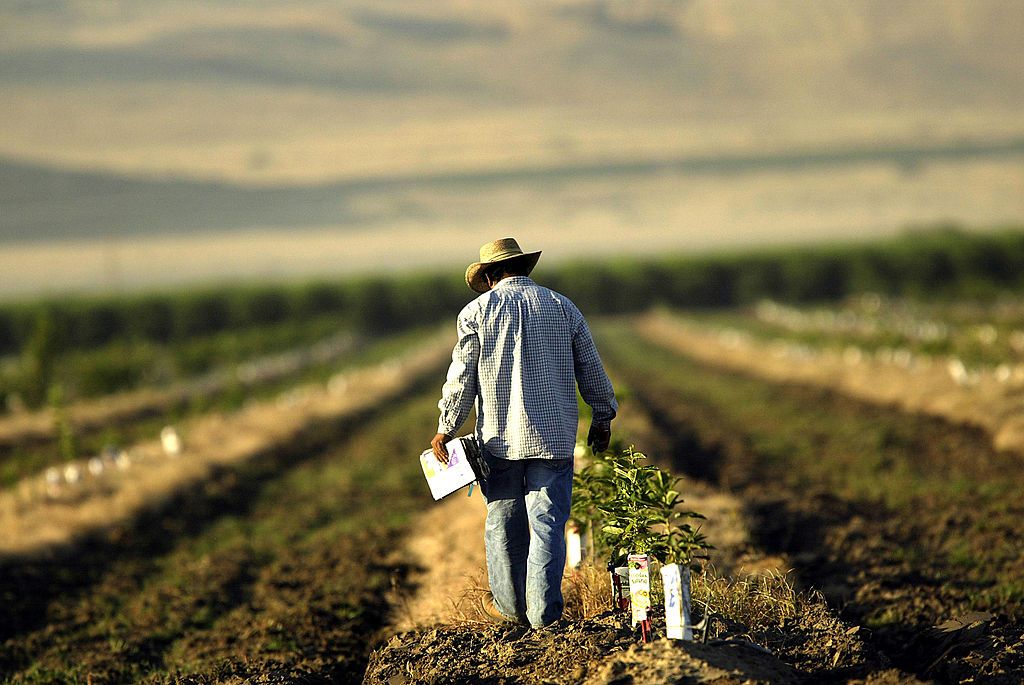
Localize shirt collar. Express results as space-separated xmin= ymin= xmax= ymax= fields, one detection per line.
xmin=493 ymin=276 xmax=534 ymax=290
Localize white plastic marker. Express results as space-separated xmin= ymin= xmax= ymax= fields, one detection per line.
xmin=565 ymin=521 xmax=583 ymax=569
xmin=45 ymin=467 xmax=62 ymax=497
xmin=661 ymin=563 xmax=694 ymax=640
xmin=161 ymin=426 xmax=182 ymax=457
xmin=63 ymin=463 xmax=81 ymax=485
xmin=87 ymin=457 xmax=104 ymax=477
xmin=628 ymin=554 xmax=652 ymax=641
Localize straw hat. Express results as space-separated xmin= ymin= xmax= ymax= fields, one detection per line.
xmin=465 ymin=238 xmax=542 ymax=293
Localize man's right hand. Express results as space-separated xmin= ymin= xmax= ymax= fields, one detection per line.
xmin=587 ymin=422 xmax=611 ymax=453
xmin=431 ymin=433 xmax=452 ymax=464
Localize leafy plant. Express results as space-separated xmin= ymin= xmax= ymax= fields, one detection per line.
xmin=572 ymin=446 xmax=710 ymax=567
xmin=48 ymin=383 xmax=76 ymax=462
xmin=21 ymin=309 xmax=60 ymax=408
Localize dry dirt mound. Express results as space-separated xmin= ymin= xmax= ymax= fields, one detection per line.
xmin=370 ymin=487 xmax=893 ymax=682
xmin=581 ymin=638 xmax=799 ymax=685
xmin=389 ymin=488 xmax=487 ymax=631
xmin=365 ymin=614 xmax=805 ymax=685
xmin=365 ymin=602 xmax=899 ymax=684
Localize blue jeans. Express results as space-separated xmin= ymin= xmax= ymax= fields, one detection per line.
xmin=480 ymin=454 xmax=573 ymax=628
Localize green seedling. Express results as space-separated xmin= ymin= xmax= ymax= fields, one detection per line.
xmin=572 ymin=446 xmax=711 ymax=568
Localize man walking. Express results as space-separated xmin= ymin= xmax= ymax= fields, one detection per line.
xmin=431 ymin=237 xmax=617 ymax=629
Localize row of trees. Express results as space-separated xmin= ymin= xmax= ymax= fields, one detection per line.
xmin=2 ymin=225 xmax=1022 ymax=361
xmin=0 ymin=273 xmax=470 ymax=358
xmin=550 ymin=225 xmax=1024 ymax=317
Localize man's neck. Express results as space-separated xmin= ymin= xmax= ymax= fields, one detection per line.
xmin=491 ymin=274 xmax=529 ymax=289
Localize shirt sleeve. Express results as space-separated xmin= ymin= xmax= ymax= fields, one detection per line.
xmin=572 ymin=318 xmax=618 ymax=425
xmin=437 ymin=308 xmax=480 ymax=436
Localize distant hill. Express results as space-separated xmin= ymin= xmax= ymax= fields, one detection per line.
xmin=0 ymin=1 xmax=1021 ymax=294
xmin=2 ymin=1 xmax=1021 ymax=184
xmin=3 ymin=137 xmax=1023 ymax=244
xmin=5 ymin=1 xmax=1020 ymax=109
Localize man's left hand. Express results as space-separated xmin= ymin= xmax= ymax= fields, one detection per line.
xmin=431 ymin=433 xmax=452 ymax=464
xmin=587 ymin=422 xmax=611 ymax=453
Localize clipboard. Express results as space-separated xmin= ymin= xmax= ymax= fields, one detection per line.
xmin=419 ymin=436 xmax=487 ymax=500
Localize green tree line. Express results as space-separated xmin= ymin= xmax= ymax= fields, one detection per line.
xmin=0 ymin=273 xmax=469 ymax=359
xmin=547 ymin=225 xmax=1024 ymax=316
xmin=1 ymin=224 xmax=1022 ymax=373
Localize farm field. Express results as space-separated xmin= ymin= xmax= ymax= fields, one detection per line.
xmin=597 ymin=316 xmax=1024 ymax=681
xmin=3 ymin=2 xmax=1023 ymax=680
xmin=2 ymin=295 xmax=1023 ymax=683
xmin=0 ymin=324 xmax=437 ymax=489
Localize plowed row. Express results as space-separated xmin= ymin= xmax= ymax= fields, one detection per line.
xmin=3 ymin=316 xmax=1023 ymax=683
xmin=598 ymin=319 xmax=1024 ymax=683
xmin=1 ymin=380 xmax=444 ymax=682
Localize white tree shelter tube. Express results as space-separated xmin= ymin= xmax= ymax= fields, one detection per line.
xmin=661 ymin=563 xmax=694 ymax=641
xmin=565 ymin=522 xmax=583 ymax=569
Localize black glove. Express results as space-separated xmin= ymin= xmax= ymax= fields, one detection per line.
xmin=587 ymin=422 xmax=611 ymax=453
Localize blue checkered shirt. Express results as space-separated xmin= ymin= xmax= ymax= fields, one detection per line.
xmin=437 ymin=276 xmax=617 ymax=461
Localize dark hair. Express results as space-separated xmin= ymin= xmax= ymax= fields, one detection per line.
xmin=488 ymin=257 xmax=530 ymax=281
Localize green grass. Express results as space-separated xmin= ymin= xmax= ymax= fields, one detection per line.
xmin=598 ymin=321 xmax=994 ymax=508
xmin=0 ymin=326 xmax=435 ymax=489
xmin=683 ymin=296 xmax=1024 ymax=368
xmin=2 ymin=313 xmax=352 ymax=405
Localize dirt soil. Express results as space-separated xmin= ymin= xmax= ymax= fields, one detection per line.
xmin=366 ymin=615 xmax=810 ymax=685
xmin=636 ymin=312 xmax=1024 ymax=455
xmin=389 ymin=488 xmax=488 ymax=631
xmin=603 ymin=322 xmax=1024 ymax=684
xmin=367 ymin=579 xmax=903 ymax=684
xmin=367 ymin=418 xmax=902 ymax=683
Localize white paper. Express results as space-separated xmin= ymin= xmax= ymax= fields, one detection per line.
xmin=419 ymin=438 xmax=477 ymax=500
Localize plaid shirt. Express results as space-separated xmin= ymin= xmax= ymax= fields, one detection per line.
xmin=437 ymin=276 xmax=617 ymax=461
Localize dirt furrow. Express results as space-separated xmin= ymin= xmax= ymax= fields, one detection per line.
xmin=637 ymin=311 xmax=1024 ymax=455
xmin=600 ymin=320 xmax=1024 ymax=684
xmin=0 ymin=333 xmax=450 ymax=555
xmin=0 ymin=384 xmax=449 ymax=683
